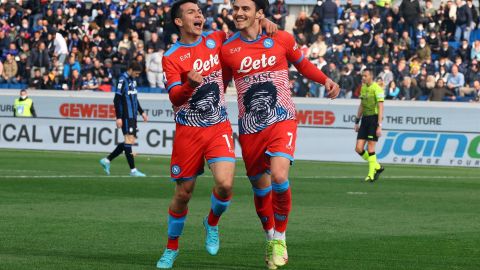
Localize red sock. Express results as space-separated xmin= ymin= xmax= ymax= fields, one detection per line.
xmin=272 ymin=187 xmax=291 ymax=233
xmin=254 ymin=191 xmax=274 ymax=231
xmin=166 ymin=238 xmax=179 ymax=251
xmin=207 ymin=190 xmax=232 ymax=226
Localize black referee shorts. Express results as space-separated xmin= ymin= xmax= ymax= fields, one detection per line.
xmin=357 ymin=115 xmax=379 ymax=141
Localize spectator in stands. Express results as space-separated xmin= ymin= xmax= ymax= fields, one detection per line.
xmin=439 ymin=41 xmax=455 ymax=62
xmin=216 ymin=8 xmax=235 ymax=32
xmin=63 ymin=54 xmax=81 ymax=80
xmin=54 ymin=31 xmax=69 ymax=68
xmin=146 ymin=32 xmax=165 ymax=52
xmin=471 ymin=40 xmax=480 ymax=61
xmin=446 ymin=64 xmax=465 ymax=95
xmin=28 ymin=42 xmax=50 ymax=79
xmin=269 ymin=0 xmax=289 ymax=30
xmin=319 ymin=0 xmax=338 ymax=34
xmin=1 ymin=53 xmax=18 ymax=84
xmin=29 ymin=68 xmax=43 ymax=89
xmin=339 ymin=66 xmax=355 ymax=98
xmin=401 ymin=76 xmax=422 ymax=100
xmin=2 ymin=43 xmax=19 ymax=62
xmin=415 ymin=37 xmax=431 ymax=63
xmin=454 ymin=0 xmax=472 ymax=42
xmin=465 ymin=60 xmax=480 ymax=85
xmin=41 ymin=72 xmax=55 ymax=90
xmin=471 ymin=80 xmax=480 ymax=101
xmin=307 ymin=35 xmax=327 ymax=58
xmin=145 ymin=46 xmax=164 ymax=89
xmin=399 ymin=0 xmax=421 ymax=42
xmin=378 ymin=65 xmax=394 ymax=88
xmin=386 ymin=80 xmax=401 ymax=100
xmin=293 ymin=11 xmax=312 ymax=38
xmin=82 ymin=71 xmax=99 ymax=91
xmin=429 ymin=78 xmax=456 ymax=101
xmin=66 ymin=69 xmax=83 ymax=91
xmin=426 ymin=31 xmax=441 ymax=57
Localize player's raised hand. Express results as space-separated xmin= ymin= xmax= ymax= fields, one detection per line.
xmin=325 ymin=78 xmax=340 ymax=99
xmin=116 ymin=118 xmax=123 ymax=128
xmin=259 ymin=18 xmax=278 ymax=36
xmin=187 ymin=70 xmax=203 ymax=88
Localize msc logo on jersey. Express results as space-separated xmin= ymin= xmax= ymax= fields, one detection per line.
xmin=263 ymin=38 xmax=274 ymax=49
xmin=206 ymin=39 xmax=216 ymax=49
xmin=171 ymin=165 xmax=181 ymax=175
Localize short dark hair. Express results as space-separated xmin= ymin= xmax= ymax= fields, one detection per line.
xmin=128 ymin=61 xmax=143 ymax=72
xmin=233 ymin=0 xmax=269 ymax=12
xmin=171 ymin=0 xmax=199 ymax=22
xmin=363 ymin=68 xmax=373 ymax=75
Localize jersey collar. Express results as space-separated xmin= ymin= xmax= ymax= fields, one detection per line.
xmin=177 ymin=36 xmax=203 ymax=47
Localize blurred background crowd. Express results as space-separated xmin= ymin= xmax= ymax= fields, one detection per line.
xmin=0 ymin=0 xmax=479 ymax=102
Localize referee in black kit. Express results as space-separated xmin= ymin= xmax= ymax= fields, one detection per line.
xmin=100 ymin=61 xmax=148 ymax=177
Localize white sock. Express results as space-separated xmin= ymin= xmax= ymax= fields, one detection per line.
xmin=273 ymin=230 xmax=286 ymax=241
xmin=131 ymin=168 xmax=137 ymax=173
xmin=266 ymin=228 xmax=274 ymax=241
xmin=104 ymin=158 xmax=110 ymax=163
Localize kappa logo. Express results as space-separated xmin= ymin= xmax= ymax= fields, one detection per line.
xmin=263 ymin=38 xmax=274 ymax=49
xmin=171 ymin=165 xmax=181 ymax=175
xmin=206 ymin=39 xmax=216 ymax=49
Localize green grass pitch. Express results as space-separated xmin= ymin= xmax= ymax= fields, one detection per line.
xmin=0 ymin=149 xmax=479 ymax=270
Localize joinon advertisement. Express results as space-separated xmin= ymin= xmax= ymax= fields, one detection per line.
xmin=377 ymin=131 xmax=480 ymax=167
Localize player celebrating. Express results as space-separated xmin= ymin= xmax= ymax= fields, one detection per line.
xmin=156 ymin=0 xmax=276 ymax=268
xmin=221 ymin=0 xmax=340 ymax=268
xmin=100 ymin=61 xmax=148 ymax=177
xmin=354 ymin=69 xmax=385 ymax=182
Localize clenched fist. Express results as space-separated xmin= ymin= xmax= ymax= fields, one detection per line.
xmin=325 ymin=78 xmax=340 ymax=99
xmin=187 ymin=70 xmax=203 ymax=88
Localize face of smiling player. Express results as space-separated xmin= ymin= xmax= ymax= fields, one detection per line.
xmin=232 ymin=0 xmax=263 ymax=31
xmin=175 ymin=2 xmax=205 ymax=39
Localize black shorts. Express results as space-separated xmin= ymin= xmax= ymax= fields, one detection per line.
xmin=122 ymin=118 xmax=138 ymax=137
xmin=357 ymin=115 xmax=379 ymax=141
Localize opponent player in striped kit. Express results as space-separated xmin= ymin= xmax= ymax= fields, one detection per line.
xmin=156 ymin=0 xmax=276 ymax=268
xmin=221 ymin=0 xmax=340 ymax=268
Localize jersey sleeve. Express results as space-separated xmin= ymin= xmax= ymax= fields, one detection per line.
xmin=162 ymin=56 xmax=182 ymax=93
xmin=278 ymin=31 xmax=304 ymax=64
xmin=162 ymin=55 xmax=196 ymax=106
xmin=277 ymin=31 xmax=328 ymax=85
xmin=115 ymin=77 xmax=125 ymax=95
xmin=214 ymin=30 xmax=228 ymax=42
xmin=375 ymin=84 xmax=385 ymax=102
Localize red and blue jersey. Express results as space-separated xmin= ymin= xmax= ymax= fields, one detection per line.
xmin=163 ymin=31 xmax=228 ymax=127
xmin=221 ymin=30 xmax=327 ymax=134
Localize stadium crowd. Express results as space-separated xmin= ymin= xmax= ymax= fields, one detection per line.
xmin=0 ymin=0 xmax=479 ymax=101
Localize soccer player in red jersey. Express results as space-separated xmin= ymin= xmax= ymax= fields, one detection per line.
xmin=156 ymin=0 xmax=276 ymax=268
xmin=221 ymin=0 xmax=340 ymax=268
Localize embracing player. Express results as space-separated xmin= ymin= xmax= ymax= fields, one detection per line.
xmin=221 ymin=0 xmax=340 ymax=268
xmin=156 ymin=0 xmax=276 ymax=268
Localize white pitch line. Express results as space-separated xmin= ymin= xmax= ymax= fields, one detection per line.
xmin=0 ymin=175 xmax=478 ymax=180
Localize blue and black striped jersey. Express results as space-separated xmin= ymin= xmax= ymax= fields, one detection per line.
xmin=114 ymin=72 xmax=144 ymax=120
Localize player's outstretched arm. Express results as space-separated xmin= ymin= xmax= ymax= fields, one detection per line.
xmin=280 ymin=31 xmax=340 ymax=99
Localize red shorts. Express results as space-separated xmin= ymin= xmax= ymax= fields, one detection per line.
xmin=170 ymin=121 xmax=235 ymax=181
xmin=239 ymin=120 xmax=297 ymax=180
